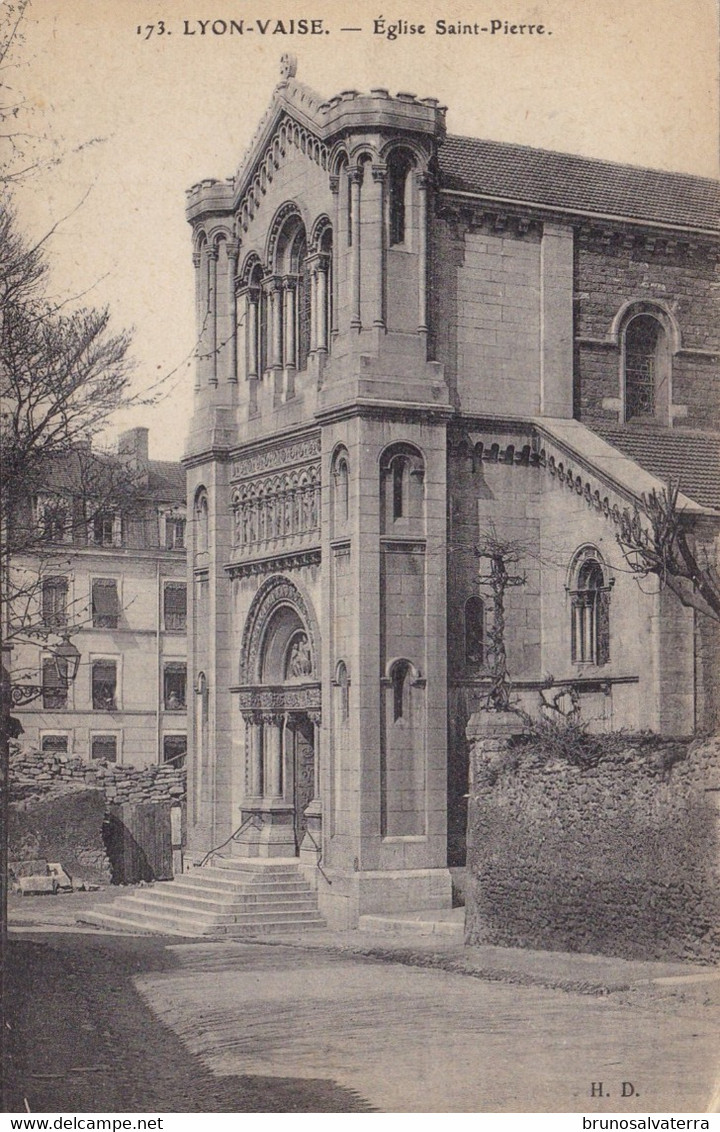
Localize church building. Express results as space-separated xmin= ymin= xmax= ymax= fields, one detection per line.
xmin=183 ymin=58 xmax=720 ymax=927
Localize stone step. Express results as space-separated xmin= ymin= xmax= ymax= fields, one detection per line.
xmin=130 ymin=886 xmax=318 ymax=913
xmin=173 ymin=872 xmax=312 ymax=895
xmin=358 ymin=910 xmax=464 ymax=942
xmin=209 ymin=857 xmax=301 ymax=874
xmin=80 ymin=855 xmax=325 ymax=937
xmin=83 ymin=907 xmax=325 ymax=937
xmin=119 ymin=894 xmax=319 ymax=922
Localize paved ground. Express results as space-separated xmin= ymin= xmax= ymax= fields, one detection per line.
xmin=5 ymin=891 xmax=720 ymax=1114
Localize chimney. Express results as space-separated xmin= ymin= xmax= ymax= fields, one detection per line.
xmin=118 ymin=427 xmax=149 ymax=468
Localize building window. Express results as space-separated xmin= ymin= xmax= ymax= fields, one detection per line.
xmin=41 ymin=734 xmax=69 ymax=754
xmin=165 ymin=517 xmax=186 ymax=550
xmin=38 ymin=497 xmax=68 ymax=542
xmin=92 ymin=578 xmax=120 ymax=628
xmin=92 ymin=660 xmax=117 ymax=710
xmin=331 ymin=449 xmax=350 ymax=532
xmin=464 ymin=596 xmax=485 ymax=667
xmin=163 ymin=734 xmax=187 ymax=768
xmin=624 ymin=314 xmax=662 ymax=421
xmin=194 ymin=489 xmax=209 ymax=555
xmin=295 ymin=232 xmax=311 ymax=371
xmin=391 ymin=660 xmax=412 ymax=722
xmin=164 ymin=582 xmax=187 ymax=631
xmin=42 ymin=576 xmax=68 ymax=629
xmin=387 ymin=149 xmax=414 ymax=246
xmin=91 ymin=734 xmax=117 ymax=762
xmin=335 ymin=660 xmax=350 ymax=723
xmin=381 ymin=443 xmax=425 ymax=533
xmin=93 ymin=510 xmax=119 ymax=547
xmin=570 ymin=554 xmax=611 ymax=666
xmin=164 ymin=663 xmax=187 ymax=710
xmin=42 ymin=659 xmax=68 ymax=710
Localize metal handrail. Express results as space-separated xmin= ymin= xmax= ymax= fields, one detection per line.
xmin=198 ymin=813 xmax=264 ymax=868
xmin=301 ymin=826 xmax=332 ymax=886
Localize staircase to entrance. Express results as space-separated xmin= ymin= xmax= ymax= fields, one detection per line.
xmin=81 ymin=857 xmax=325 ymax=936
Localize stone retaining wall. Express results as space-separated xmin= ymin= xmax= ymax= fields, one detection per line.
xmin=10 ymin=745 xmax=186 ymax=806
xmin=465 ymin=720 xmax=720 ymax=963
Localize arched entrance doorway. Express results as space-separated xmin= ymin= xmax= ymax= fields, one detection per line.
xmin=234 ymin=576 xmax=321 ymax=859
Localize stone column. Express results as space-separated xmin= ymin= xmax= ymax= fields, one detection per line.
xmin=371 ymin=165 xmax=386 ymax=329
xmin=349 ymin=167 xmax=362 ymax=329
xmin=207 ymin=245 xmax=218 ymax=385
xmin=416 ymin=172 xmax=430 ymax=338
xmin=246 ymin=285 xmax=259 ymax=415
xmin=242 ymin=711 xmax=263 ymax=797
xmin=283 ymin=275 xmax=297 ymax=400
xmin=316 ymin=254 xmax=330 ymax=352
xmin=226 ymin=240 xmax=239 ymax=386
xmin=329 ymin=174 xmax=340 ymax=339
xmin=192 ymin=250 xmax=202 ymax=391
xmin=268 ymin=277 xmax=283 ymax=404
xmin=263 ymin=713 xmax=283 ymax=798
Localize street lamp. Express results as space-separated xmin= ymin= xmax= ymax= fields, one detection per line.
xmin=8 ymin=633 xmax=81 ymax=706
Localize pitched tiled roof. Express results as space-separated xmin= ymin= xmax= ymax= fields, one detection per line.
xmin=148 ymin=460 xmax=186 ymax=502
xmin=592 ymin=425 xmax=720 ymax=510
xmin=438 ymin=135 xmax=720 ymax=233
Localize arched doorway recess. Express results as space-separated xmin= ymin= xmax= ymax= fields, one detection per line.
xmin=235 ymin=576 xmax=321 ymax=858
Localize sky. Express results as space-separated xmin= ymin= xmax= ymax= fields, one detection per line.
xmin=11 ymin=0 xmax=720 ymax=461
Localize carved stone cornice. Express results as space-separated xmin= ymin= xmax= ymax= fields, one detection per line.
xmin=232 ymin=682 xmax=322 ymax=714
xmin=231 ymin=433 xmax=321 ymax=482
xmin=226 ymin=547 xmax=321 ymax=579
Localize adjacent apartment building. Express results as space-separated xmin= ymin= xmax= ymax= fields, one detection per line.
xmin=8 ymin=427 xmax=188 ymax=769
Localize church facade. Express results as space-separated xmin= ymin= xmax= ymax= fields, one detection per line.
xmin=183 ymin=60 xmax=720 ymax=926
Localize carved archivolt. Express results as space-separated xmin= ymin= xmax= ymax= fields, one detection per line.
xmin=239 ymin=574 xmax=320 ymax=685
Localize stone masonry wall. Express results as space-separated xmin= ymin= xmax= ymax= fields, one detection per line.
xmin=10 ymin=745 xmax=186 ymax=806
xmin=574 ymin=236 xmax=720 ymax=430
xmin=466 ymin=730 xmax=720 ymax=963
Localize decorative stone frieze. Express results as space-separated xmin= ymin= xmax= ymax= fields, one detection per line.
xmin=233 ymin=683 xmax=321 ymax=713
xmin=230 ymin=433 xmax=321 ymax=481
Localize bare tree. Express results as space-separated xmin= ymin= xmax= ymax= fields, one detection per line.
xmin=475 ymin=530 xmax=527 ymax=711
xmin=617 ymin=483 xmax=720 ymax=624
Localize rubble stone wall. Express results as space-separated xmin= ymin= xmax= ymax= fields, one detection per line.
xmin=9 ymin=789 xmax=111 ymax=884
xmin=466 ymin=732 xmax=720 ymax=963
xmin=10 ymin=745 xmax=186 ymax=806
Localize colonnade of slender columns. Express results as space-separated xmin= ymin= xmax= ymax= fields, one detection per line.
xmin=241 ymin=710 xmax=321 ymax=805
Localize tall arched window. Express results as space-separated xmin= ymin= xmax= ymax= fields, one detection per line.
xmin=569 ymin=550 xmax=611 ymax=666
xmin=331 ymin=448 xmax=350 ymax=532
xmin=391 ymin=659 xmax=412 ymax=721
xmin=387 ymin=149 xmax=415 ymax=246
xmin=464 ymin=596 xmax=485 ymax=668
xmin=625 ymin=314 xmax=663 ymax=421
xmin=380 ymin=443 xmax=425 ymax=533
xmin=194 ymin=488 xmax=209 ymax=556
xmin=335 ymin=660 xmax=350 ymax=723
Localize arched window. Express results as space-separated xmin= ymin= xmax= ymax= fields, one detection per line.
xmin=380 ymin=443 xmax=425 ymax=533
xmin=332 ymin=449 xmax=350 ymax=530
xmin=391 ymin=659 xmax=412 ymax=721
xmin=392 ymin=457 xmax=407 ymax=520
xmin=335 ymin=660 xmax=350 ymax=723
xmin=569 ymin=551 xmax=610 ymax=666
xmin=194 ymin=488 xmax=209 ymax=555
xmin=625 ymin=315 xmax=663 ymax=421
xmin=464 ymin=596 xmax=485 ymax=667
xmin=387 ymin=150 xmax=415 ymax=246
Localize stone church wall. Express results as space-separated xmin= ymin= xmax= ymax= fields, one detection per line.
xmin=575 ymin=234 xmax=720 ymax=429
xmin=465 ymin=733 xmax=720 ymax=963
